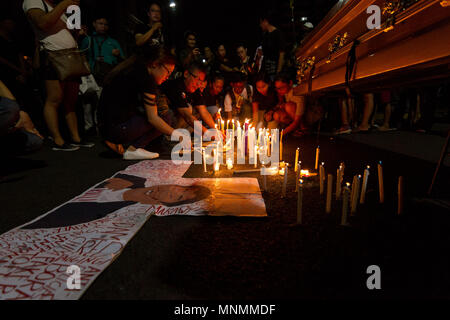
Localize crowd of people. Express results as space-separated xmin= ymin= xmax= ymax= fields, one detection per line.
xmin=1 ymin=0 xmax=448 ymax=160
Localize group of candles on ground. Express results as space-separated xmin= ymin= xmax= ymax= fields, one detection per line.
xmin=200 ymin=118 xmax=405 ymax=225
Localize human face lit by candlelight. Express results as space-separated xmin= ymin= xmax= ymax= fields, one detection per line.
xmin=256 ymin=80 xmax=269 ymax=96
xmin=184 ymin=69 xmax=206 ymax=93
xmin=274 ymin=80 xmax=291 ymax=96
xmin=150 ymin=63 xmax=175 ymax=85
xmin=231 ymin=81 xmax=245 ymax=95
xmin=211 ymin=79 xmax=224 ymax=95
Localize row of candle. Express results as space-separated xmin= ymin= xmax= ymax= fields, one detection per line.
xmin=295 ymin=159 xmax=404 ymax=225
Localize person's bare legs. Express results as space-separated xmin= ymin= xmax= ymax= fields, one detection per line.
xmin=44 ymin=80 xmax=64 ymax=146
xmin=357 ymin=93 xmax=374 ymax=131
xmin=61 ymin=81 xmax=82 ymax=143
xmin=379 ymin=103 xmax=392 ymax=130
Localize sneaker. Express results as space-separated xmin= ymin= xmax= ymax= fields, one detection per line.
xmin=51 ymin=142 xmax=80 ymax=151
xmin=70 ymin=139 xmax=95 ymax=148
xmin=123 ymin=148 xmax=159 ymax=160
xmin=334 ymin=126 xmax=352 ymax=135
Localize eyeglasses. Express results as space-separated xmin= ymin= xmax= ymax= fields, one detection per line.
xmin=161 ymin=64 xmax=170 ymax=74
xmin=188 ymin=71 xmax=200 ymax=80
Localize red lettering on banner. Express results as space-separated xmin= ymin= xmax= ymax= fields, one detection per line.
xmin=73 ymin=188 xmax=104 ymax=202
xmin=0 ymin=283 xmax=16 ymax=295
xmin=7 ymin=289 xmax=32 ymax=300
xmin=20 ymin=278 xmax=45 ymax=292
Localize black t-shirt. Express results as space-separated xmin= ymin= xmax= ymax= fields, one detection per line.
xmin=196 ymin=86 xmax=223 ymax=108
xmin=134 ymin=23 xmax=165 ymax=48
xmin=98 ymin=57 xmax=158 ymax=126
xmin=161 ymin=78 xmax=204 ymax=111
xmin=252 ymin=86 xmax=278 ymax=111
xmin=262 ymin=29 xmax=286 ymax=61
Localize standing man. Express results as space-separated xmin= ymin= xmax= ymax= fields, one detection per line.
xmin=80 ymin=15 xmax=125 ymax=135
xmin=80 ymin=15 xmax=125 ymax=86
xmin=134 ymin=2 xmax=166 ymax=49
xmin=259 ymin=13 xmax=286 ymax=80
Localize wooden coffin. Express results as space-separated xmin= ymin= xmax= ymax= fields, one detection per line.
xmin=293 ymin=0 xmax=450 ymax=96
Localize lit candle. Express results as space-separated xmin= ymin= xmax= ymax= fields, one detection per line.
xmin=378 ymin=161 xmax=384 ymax=203
xmin=326 ymin=174 xmax=333 ymax=213
xmin=297 ymin=179 xmax=303 ymax=224
xmin=221 ymin=120 xmax=225 ymax=132
xmin=232 ymin=119 xmax=235 ymax=133
xmin=398 ymin=176 xmax=404 ymax=215
xmin=280 ymin=130 xmax=284 ymax=161
xmin=294 ymin=148 xmax=299 ymax=172
xmin=258 ymin=128 xmax=262 ymax=147
xmin=244 ymin=119 xmax=249 ymax=155
xmin=295 ymin=161 xmax=301 ymax=192
xmin=315 ymin=146 xmax=320 ymax=170
xmin=202 ymin=148 xmax=207 ymax=173
xmin=227 ymin=158 xmax=233 ymax=170
xmin=254 ymin=145 xmax=258 ymax=168
xmin=282 ymin=163 xmax=289 ymax=198
xmin=341 ymin=183 xmax=350 ymax=226
xmin=226 ymin=120 xmax=229 ymax=132
xmin=359 ymin=166 xmax=370 ymax=204
xmin=319 ymin=162 xmax=325 ymax=195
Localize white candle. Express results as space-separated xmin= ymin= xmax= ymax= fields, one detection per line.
xmin=202 ymin=148 xmax=207 ymax=173
xmin=213 ymin=149 xmax=220 ymax=172
xmin=227 ymin=158 xmax=233 ymax=170
xmin=254 ymin=145 xmax=258 ymax=168
xmin=351 ymin=175 xmax=361 ymax=215
xmin=326 ymin=174 xmax=333 ymax=213
xmin=360 ymin=166 xmax=370 ymax=204
xmin=378 ymin=161 xmax=384 ymax=203
xmin=280 ymin=130 xmax=284 ymax=161
xmin=319 ymin=162 xmax=325 ymax=195
xmin=336 ymin=165 xmax=342 ymax=199
xmin=282 ymin=163 xmax=288 ymax=198
xmin=297 ymin=179 xmax=303 ymax=224
xmin=295 ymin=161 xmax=301 ymax=192
xmin=341 ymin=183 xmax=350 ymax=226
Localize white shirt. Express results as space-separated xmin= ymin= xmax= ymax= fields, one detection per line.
xmin=224 ymin=86 xmax=253 ymax=113
xmin=23 ymin=0 xmax=77 ymax=51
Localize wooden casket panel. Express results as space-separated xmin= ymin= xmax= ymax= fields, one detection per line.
xmin=294 ymin=0 xmax=450 ymax=95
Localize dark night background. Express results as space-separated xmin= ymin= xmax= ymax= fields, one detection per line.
xmin=3 ymin=0 xmax=337 ymax=59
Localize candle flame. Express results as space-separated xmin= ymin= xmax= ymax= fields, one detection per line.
xmin=299 ymin=179 xmax=303 ymax=184
xmin=346 ymin=182 xmax=351 ymax=187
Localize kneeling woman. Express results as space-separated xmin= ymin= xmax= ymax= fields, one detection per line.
xmin=98 ymin=46 xmax=177 ymax=160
